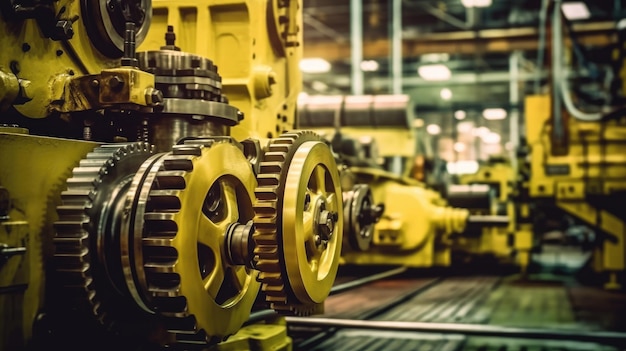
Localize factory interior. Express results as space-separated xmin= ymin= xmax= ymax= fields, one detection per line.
xmin=1 ymin=0 xmax=626 ymax=350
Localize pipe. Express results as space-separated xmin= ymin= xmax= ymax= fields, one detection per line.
xmin=285 ymin=317 xmax=626 ymax=346
xmin=551 ymin=0 xmax=565 ymax=149
xmin=350 ymin=0 xmax=364 ymax=95
xmin=390 ymin=0 xmax=402 ymax=94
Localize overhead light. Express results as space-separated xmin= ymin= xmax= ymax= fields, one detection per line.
xmin=457 ymin=121 xmax=474 ymax=133
xmin=561 ymin=2 xmax=591 ymax=20
xmin=418 ymin=64 xmax=451 ymax=81
xmin=454 ymin=110 xmax=466 ymax=120
xmin=426 ymin=124 xmax=442 ymax=135
xmin=300 ymin=58 xmax=331 ymax=73
xmin=461 ymin=0 xmax=492 ymax=8
xmin=482 ymin=132 xmax=501 ymax=144
xmin=440 ymin=88 xmax=452 ymax=100
xmin=447 ymin=160 xmax=479 ymax=175
xmin=454 ymin=142 xmax=466 ymax=153
xmin=311 ymin=80 xmax=328 ymax=92
xmin=472 ymin=126 xmax=490 ymax=137
xmin=421 ymin=53 xmax=450 ymax=63
xmin=482 ymin=108 xmax=507 ymax=120
xmin=360 ymin=60 xmax=379 ymax=72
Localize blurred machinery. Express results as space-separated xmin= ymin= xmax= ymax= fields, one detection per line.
xmin=0 ymin=0 xmax=345 ymax=350
xmin=526 ymin=94 xmax=626 ymax=289
xmin=456 ymin=160 xmax=532 ymax=272
xmin=523 ymin=5 xmax=626 ymax=289
xmin=297 ymin=94 xmax=509 ymax=268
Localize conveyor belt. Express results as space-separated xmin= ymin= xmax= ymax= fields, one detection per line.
xmin=293 ymin=274 xmax=625 ymax=351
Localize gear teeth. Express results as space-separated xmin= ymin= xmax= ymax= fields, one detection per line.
xmin=252 ymin=131 xmax=326 ymax=315
xmin=53 ymin=142 xmax=153 ymax=328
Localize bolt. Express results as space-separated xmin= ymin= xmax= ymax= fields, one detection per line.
xmin=317 ymin=210 xmax=337 ymax=241
xmin=52 ymin=20 xmax=74 ymax=40
xmin=145 ymin=88 xmax=163 ymax=106
xmin=109 ymin=76 xmax=124 ymax=90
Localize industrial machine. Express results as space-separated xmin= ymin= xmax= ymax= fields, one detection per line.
xmin=296 ymin=94 xmax=512 ymax=268
xmin=0 ymin=0 xmax=345 ymax=349
xmin=526 ymin=94 xmax=626 ymax=289
xmin=456 ymin=160 xmax=533 ymax=272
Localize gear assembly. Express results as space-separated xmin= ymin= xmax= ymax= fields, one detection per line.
xmin=0 ymin=0 xmax=344 ymax=348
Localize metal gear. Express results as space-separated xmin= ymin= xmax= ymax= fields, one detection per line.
xmin=253 ymin=131 xmax=343 ymax=315
xmin=53 ymin=142 xmax=154 ymax=327
xmin=132 ymin=138 xmax=260 ymax=346
xmin=343 ymin=184 xmax=383 ymax=252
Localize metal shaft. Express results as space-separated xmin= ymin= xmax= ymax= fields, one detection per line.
xmin=285 ymin=317 xmax=626 ymax=346
xmin=467 ymin=215 xmax=510 ymax=227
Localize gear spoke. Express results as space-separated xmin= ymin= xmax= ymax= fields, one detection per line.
xmin=197 ymin=215 xmax=221 ymax=249
xmin=310 ymin=165 xmax=327 ymax=194
xmin=205 ymin=263 xmax=225 ymax=298
xmin=221 ymin=181 xmax=240 ymax=225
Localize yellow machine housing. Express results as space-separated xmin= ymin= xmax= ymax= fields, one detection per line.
xmin=457 ymin=161 xmax=532 ymax=272
xmin=0 ymin=0 xmax=342 ymax=350
xmin=526 ymin=94 xmax=626 ymax=289
xmin=340 ymin=168 xmax=469 ymax=267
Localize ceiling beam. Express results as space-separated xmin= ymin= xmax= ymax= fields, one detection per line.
xmin=303 ymin=21 xmax=616 ymax=60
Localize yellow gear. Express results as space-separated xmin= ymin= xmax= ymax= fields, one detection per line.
xmin=253 ymin=131 xmax=342 ymax=315
xmin=136 ymin=139 xmax=260 ymax=344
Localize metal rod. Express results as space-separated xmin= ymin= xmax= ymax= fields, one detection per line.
xmin=285 ymin=317 xmax=626 ymax=346
xmin=330 ymin=267 xmax=407 ymax=295
xmin=467 ymin=215 xmax=510 ymax=226
xmin=551 ymin=0 xmax=565 ymax=151
xmin=350 ymin=0 xmax=364 ymax=95
xmin=390 ymin=0 xmax=402 ymax=94
xmin=509 ymin=51 xmax=520 ymax=173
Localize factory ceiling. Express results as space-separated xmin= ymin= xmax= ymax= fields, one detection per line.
xmin=299 ymin=0 xmax=622 ymax=159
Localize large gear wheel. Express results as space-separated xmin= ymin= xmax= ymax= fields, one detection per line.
xmin=253 ymin=131 xmax=343 ymax=315
xmin=53 ymin=143 xmax=155 ymax=328
xmin=131 ymin=139 xmax=260 ymax=346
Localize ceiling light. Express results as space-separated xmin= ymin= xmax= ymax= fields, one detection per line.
xmin=461 ymin=0 xmax=492 ymax=8
xmin=457 ymin=121 xmax=474 ymax=133
xmin=440 ymin=88 xmax=452 ymax=100
xmin=426 ymin=124 xmax=442 ymax=135
xmin=561 ymin=2 xmax=591 ymax=20
xmin=311 ymin=81 xmax=328 ymax=92
xmin=299 ymin=58 xmax=331 ymax=73
xmin=454 ymin=110 xmax=466 ymax=120
xmin=454 ymin=142 xmax=466 ymax=153
xmin=482 ymin=132 xmax=501 ymax=144
xmin=472 ymin=126 xmax=490 ymax=137
xmin=447 ymin=160 xmax=479 ymax=175
xmin=360 ymin=60 xmax=379 ymax=72
xmin=418 ymin=64 xmax=451 ymax=81
xmin=482 ymin=108 xmax=507 ymax=120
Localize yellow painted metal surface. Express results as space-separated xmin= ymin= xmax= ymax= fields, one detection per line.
xmin=214 ymin=320 xmax=292 ymax=351
xmin=139 ymin=0 xmax=302 ymax=141
xmin=341 ymin=168 xmax=468 ymax=267
xmin=0 ymin=132 xmax=98 ymax=347
xmin=526 ymin=94 xmax=626 ymax=286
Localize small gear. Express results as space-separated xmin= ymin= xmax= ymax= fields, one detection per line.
xmin=253 ymin=131 xmax=343 ymax=315
xmin=53 ymin=143 xmax=154 ymax=327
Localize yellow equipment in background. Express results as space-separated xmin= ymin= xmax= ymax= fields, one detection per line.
xmin=0 ymin=0 xmax=343 ymax=349
xmin=526 ymin=94 xmax=626 ymax=289
xmin=457 ymin=160 xmax=533 ymax=273
xmin=296 ymin=94 xmax=512 ymax=268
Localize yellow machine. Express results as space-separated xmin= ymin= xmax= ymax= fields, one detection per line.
xmin=295 ymin=94 xmax=515 ymax=268
xmin=526 ymin=94 xmax=626 ymax=289
xmin=0 ymin=1 xmax=344 ymax=349
xmin=457 ymin=160 xmax=533 ymax=272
